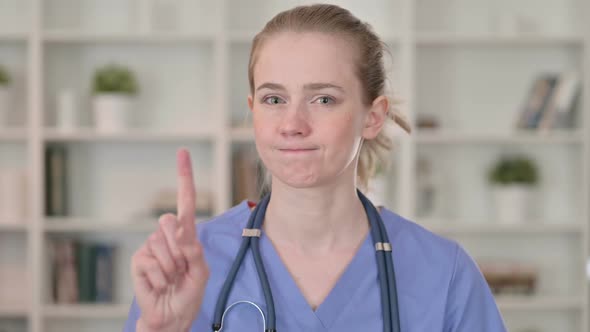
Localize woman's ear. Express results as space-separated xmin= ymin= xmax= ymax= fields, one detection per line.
xmin=247 ymin=94 xmax=254 ymax=112
xmin=362 ymin=95 xmax=388 ymax=139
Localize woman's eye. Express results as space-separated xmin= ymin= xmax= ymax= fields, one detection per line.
xmin=314 ymin=96 xmax=334 ymax=105
xmin=263 ymin=96 xmax=285 ymax=105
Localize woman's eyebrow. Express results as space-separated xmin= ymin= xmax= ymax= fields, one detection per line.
xmin=256 ymin=82 xmax=286 ymax=92
xmin=256 ymin=82 xmax=345 ymax=92
xmin=303 ymin=83 xmax=345 ymax=92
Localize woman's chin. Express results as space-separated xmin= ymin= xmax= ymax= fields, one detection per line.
xmin=275 ymin=174 xmax=321 ymax=189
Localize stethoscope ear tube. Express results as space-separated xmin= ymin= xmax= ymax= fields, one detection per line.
xmin=251 ymin=195 xmax=277 ymax=331
xmin=360 ymin=190 xmax=393 ymax=332
xmin=358 ymin=190 xmax=401 ymax=332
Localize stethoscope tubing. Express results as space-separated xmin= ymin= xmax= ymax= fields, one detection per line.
xmin=213 ymin=190 xmax=400 ymax=332
xmin=359 ymin=192 xmax=401 ymax=332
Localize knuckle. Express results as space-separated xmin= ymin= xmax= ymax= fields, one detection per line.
xmin=158 ymin=213 xmax=177 ymax=224
xmin=145 ymin=312 xmax=165 ymax=330
xmin=149 ymin=230 xmax=163 ymax=245
xmin=146 ymin=259 xmax=160 ymax=274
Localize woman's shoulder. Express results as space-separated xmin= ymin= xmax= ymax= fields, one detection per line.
xmin=194 ymin=200 xmax=252 ymax=245
xmin=379 ymin=207 xmax=462 ymax=265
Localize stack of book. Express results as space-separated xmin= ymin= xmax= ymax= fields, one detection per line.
xmin=515 ymin=72 xmax=581 ymax=131
xmin=50 ymin=239 xmax=116 ymax=304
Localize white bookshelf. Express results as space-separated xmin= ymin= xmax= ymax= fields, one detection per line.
xmin=42 ymin=304 xmax=132 ymax=319
xmin=42 ymin=128 xmax=216 ymax=142
xmin=0 ymin=0 xmax=588 ymax=331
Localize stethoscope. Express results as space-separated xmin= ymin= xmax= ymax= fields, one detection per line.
xmin=212 ymin=189 xmax=401 ymax=332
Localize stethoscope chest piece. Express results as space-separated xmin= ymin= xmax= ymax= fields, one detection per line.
xmin=215 ymin=300 xmax=267 ymax=332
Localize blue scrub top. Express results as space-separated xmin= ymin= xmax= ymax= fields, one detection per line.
xmin=123 ymin=200 xmax=507 ymax=332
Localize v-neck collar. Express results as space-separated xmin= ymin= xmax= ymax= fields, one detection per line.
xmin=258 ymin=222 xmax=374 ymax=330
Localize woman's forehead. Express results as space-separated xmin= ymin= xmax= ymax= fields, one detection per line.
xmin=253 ymin=32 xmax=360 ymax=91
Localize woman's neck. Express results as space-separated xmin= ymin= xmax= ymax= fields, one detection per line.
xmin=262 ymin=176 xmax=369 ymax=255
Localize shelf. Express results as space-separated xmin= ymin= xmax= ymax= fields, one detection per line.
xmin=228 ymin=30 xmax=401 ymax=45
xmin=416 ymin=33 xmax=584 ymax=47
xmin=496 ymin=295 xmax=584 ymax=311
xmin=0 ymin=32 xmax=27 ymax=42
xmin=44 ymin=216 xmax=209 ymax=233
xmin=0 ymin=128 xmax=27 ymax=142
xmin=0 ymin=303 xmax=28 ymax=317
xmin=415 ymin=129 xmax=584 ymax=145
xmin=43 ymin=304 xmax=129 ymax=319
xmin=421 ymin=221 xmax=584 ymax=236
xmin=0 ymin=222 xmax=28 ymax=232
xmin=42 ymin=30 xmax=215 ymax=44
xmin=230 ymin=126 xmax=409 ymax=143
xmin=43 ymin=128 xmax=216 ymax=143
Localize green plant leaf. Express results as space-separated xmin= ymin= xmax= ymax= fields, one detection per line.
xmin=0 ymin=65 xmax=11 ymax=86
xmin=488 ymin=155 xmax=539 ymax=185
xmin=92 ymin=63 xmax=139 ymax=95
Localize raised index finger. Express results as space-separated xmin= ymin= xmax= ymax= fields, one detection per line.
xmin=177 ymin=148 xmax=197 ymax=236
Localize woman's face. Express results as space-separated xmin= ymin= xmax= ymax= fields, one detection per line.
xmin=248 ymin=32 xmax=386 ymax=189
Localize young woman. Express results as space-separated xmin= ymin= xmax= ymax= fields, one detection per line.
xmin=124 ymin=4 xmax=506 ymax=332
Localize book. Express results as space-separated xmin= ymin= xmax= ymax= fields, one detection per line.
xmin=44 ymin=144 xmax=69 ymax=216
xmin=76 ymin=242 xmax=97 ymax=303
xmin=537 ymin=72 xmax=581 ymax=131
xmin=94 ymin=244 xmax=115 ymax=303
xmin=516 ymin=74 xmax=560 ymax=129
xmin=51 ymin=239 xmax=78 ymax=304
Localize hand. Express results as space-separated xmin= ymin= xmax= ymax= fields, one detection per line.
xmin=131 ymin=148 xmax=210 ymax=332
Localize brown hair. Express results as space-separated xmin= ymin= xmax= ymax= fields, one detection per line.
xmin=248 ymin=4 xmax=411 ymax=192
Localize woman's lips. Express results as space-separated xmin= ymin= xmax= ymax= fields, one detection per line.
xmin=278 ymin=148 xmax=318 ymax=154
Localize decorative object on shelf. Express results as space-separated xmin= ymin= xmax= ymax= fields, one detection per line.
xmin=56 ymin=88 xmax=78 ymax=132
xmin=0 ymin=64 xmax=13 ymax=128
xmin=516 ymin=72 xmax=580 ymax=131
xmin=91 ymin=63 xmax=139 ymax=133
xmin=488 ymin=155 xmax=539 ymax=225
xmin=150 ymin=187 xmax=213 ymax=218
xmin=366 ymin=161 xmax=389 ymax=207
xmin=416 ymin=113 xmax=440 ymax=129
xmin=0 ymin=167 xmax=27 ymax=222
xmin=44 ymin=144 xmax=69 ymax=217
xmin=477 ymin=259 xmax=538 ymax=295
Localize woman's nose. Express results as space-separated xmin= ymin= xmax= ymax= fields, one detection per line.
xmin=278 ymin=102 xmax=311 ymax=137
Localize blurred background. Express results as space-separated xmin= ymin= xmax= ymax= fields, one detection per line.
xmin=0 ymin=0 xmax=588 ymax=331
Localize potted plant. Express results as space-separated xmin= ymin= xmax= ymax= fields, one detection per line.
xmin=91 ymin=63 xmax=139 ymax=133
xmin=0 ymin=65 xmax=12 ymax=127
xmin=488 ymin=155 xmax=539 ymax=225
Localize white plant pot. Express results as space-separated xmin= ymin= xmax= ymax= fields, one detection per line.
xmin=366 ymin=174 xmax=388 ymax=207
xmin=492 ymin=184 xmax=533 ymax=225
xmin=92 ymin=94 xmax=134 ymax=133
xmin=0 ymin=86 xmax=12 ymax=128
